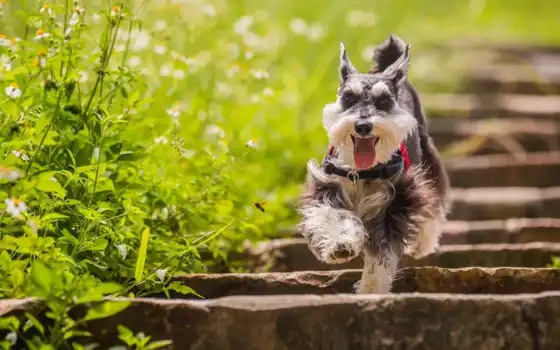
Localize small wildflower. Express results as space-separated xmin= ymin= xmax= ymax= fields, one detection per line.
xmin=307 ymin=23 xmax=325 ymax=42
xmin=5 ymin=83 xmax=22 ymax=99
xmin=172 ymin=69 xmax=185 ymax=80
xmin=246 ymin=139 xmax=258 ymax=148
xmin=34 ymin=28 xmax=50 ymax=40
xmin=91 ymin=12 xmax=101 ymax=22
xmin=127 ymin=56 xmax=141 ymax=68
xmin=5 ymin=332 xmax=17 ymax=346
xmin=205 ymin=124 xmax=225 ymax=138
xmin=216 ymin=82 xmax=232 ymax=97
xmin=249 ymin=94 xmax=260 ymax=104
xmin=153 ymin=20 xmax=168 ymax=31
xmin=251 ymin=70 xmax=269 ymax=80
xmin=110 ymin=5 xmax=121 ymax=17
xmin=114 ymin=43 xmax=125 ymax=52
xmin=166 ymin=107 xmax=180 ymax=119
xmin=74 ymin=5 xmax=86 ymax=15
xmin=263 ymin=87 xmax=274 ymax=97
xmin=234 ymin=15 xmax=254 ymax=35
xmin=203 ymin=4 xmax=217 ymax=17
xmin=78 ymin=71 xmax=88 ymax=83
xmin=0 ymin=167 xmax=23 ymax=182
xmin=0 ymin=55 xmax=12 ymax=71
xmin=289 ymin=18 xmax=307 ymax=35
xmin=34 ymin=50 xmax=47 ymax=68
xmin=153 ymin=44 xmax=167 ymax=55
xmin=68 ymin=11 xmax=80 ymax=26
xmin=0 ymin=34 xmax=9 ymax=46
xmin=116 ymin=244 xmax=128 ymax=259
xmin=40 ymin=3 xmax=53 ymax=16
xmin=154 ymin=136 xmax=169 ymax=144
xmin=244 ymin=50 xmax=254 ymax=60
xmin=160 ymin=64 xmax=172 ymax=77
xmin=4 ymin=198 xmax=27 ymax=217
xmin=155 ymin=269 xmax=167 ymax=282
xmin=227 ymin=64 xmax=240 ymax=78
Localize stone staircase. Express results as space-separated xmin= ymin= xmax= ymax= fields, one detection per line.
xmin=4 ymin=43 xmax=560 ymax=349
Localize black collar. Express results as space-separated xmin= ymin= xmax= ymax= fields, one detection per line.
xmin=322 ymin=152 xmax=405 ymax=181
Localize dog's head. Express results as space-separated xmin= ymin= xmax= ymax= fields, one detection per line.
xmin=322 ymin=35 xmax=417 ymax=170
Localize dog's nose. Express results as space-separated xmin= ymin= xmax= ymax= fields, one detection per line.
xmin=355 ymin=121 xmax=373 ymax=136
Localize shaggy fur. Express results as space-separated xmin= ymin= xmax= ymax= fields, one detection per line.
xmin=297 ymin=35 xmax=451 ymax=294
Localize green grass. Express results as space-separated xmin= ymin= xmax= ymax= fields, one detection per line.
xmin=1 ymin=0 xmax=560 ymax=347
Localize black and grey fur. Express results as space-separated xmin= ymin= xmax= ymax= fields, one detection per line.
xmin=297 ymin=35 xmax=451 ymax=294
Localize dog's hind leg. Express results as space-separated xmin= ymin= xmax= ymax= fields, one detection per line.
xmin=405 ymin=207 xmax=445 ymax=259
xmin=354 ymin=247 xmax=398 ymax=294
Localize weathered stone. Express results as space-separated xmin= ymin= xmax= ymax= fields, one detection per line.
xmin=3 ymin=293 xmax=560 ymax=349
xmin=441 ymin=218 xmax=560 ymax=244
xmin=165 ymin=267 xmax=560 ymax=298
xmin=445 ymin=151 xmax=560 ymax=188
xmin=423 ymin=93 xmax=560 ymax=121
xmin=245 ymin=239 xmax=560 ymax=272
xmin=449 ymin=187 xmax=560 ymax=220
xmin=430 ymin=118 xmax=560 ymax=154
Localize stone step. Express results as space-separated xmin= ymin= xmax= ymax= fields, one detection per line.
xmin=449 ymin=187 xmax=560 ymax=221
xmin=3 ymin=293 xmax=560 ymax=349
xmin=422 ymin=93 xmax=560 ymax=121
xmin=442 ymin=218 xmax=560 ymax=245
xmin=430 ymin=118 xmax=560 ymax=155
xmin=445 ymin=151 xmax=560 ymax=188
xmin=168 ymin=267 xmax=560 ymax=298
xmin=245 ymin=239 xmax=560 ymax=272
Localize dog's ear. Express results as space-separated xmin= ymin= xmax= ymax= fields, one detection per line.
xmin=372 ymin=34 xmax=407 ymax=72
xmin=381 ymin=43 xmax=410 ymax=85
xmin=340 ymin=42 xmax=358 ymax=85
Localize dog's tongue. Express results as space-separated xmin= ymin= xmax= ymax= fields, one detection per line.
xmin=354 ymin=137 xmax=376 ymax=170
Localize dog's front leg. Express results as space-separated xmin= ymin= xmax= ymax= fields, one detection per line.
xmin=355 ymin=247 xmax=399 ymax=294
xmin=298 ymin=202 xmax=367 ymax=264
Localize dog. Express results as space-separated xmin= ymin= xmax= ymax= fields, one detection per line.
xmin=297 ymin=34 xmax=451 ymax=294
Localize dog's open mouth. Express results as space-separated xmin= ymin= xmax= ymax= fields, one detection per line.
xmin=351 ymin=135 xmax=378 ymax=170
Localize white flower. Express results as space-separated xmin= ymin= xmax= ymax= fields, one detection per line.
xmin=156 ymin=269 xmax=167 ymax=282
xmin=216 ymin=83 xmax=232 ymax=97
xmin=91 ymin=12 xmax=101 ymax=22
xmin=160 ymin=64 xmax=172 ymax=77
xmin=251 ymin=70 xmax=269 ymax=80
xmin=34 ymin=28 xmax=50 ymax=40
xmin=263 ymin=88 xmax=274 ymax=97
xmin=12 ymin=149 xmax=29 ymax=161
xmin=68 ymin=11 xmax=80 ymax=26
xmin=27 ymin=219 xmax=39 ymax=234
xmin=153 ymin=44 xmax=167 ymax=55
xmin=131 ymin=30 xmax=151 ymax=52
xmin=154 ymin=136 xmax=169 ymax=144
xmin=249 ymin=95 xmax=260 ymax=104
xmin=40 ymin=3 xmax=53 ymax=17
xmin=346 ymin=10 xmax=378 ymax=28
xmin=246 ymin=139 xmax=258 ymax=148
xmin=5 ymin=332 xmax=17 ymax=345
xmin=243 ymin=32 xmax=261 ymax=48
xmin=234 ymin=15 xmax=254 ymax=35
xmin=0 ymin=35 xmax=10 ymax=47
xmin=226 ymin=65 xmax=240 ymax=78
xmin=114 ymin=43 xmax=125 ymax=52
xmin=244 ymin=50 xmax=254 ymax=60
xmin=5 ymin=83 xmax=22 ymax=98
xmin=154 ymin=20 xmax=168 ymax=32
xmin=172 ymin=69 xmax=185 ymax=80
xmin=166 ymin=107 xmax=180 ymax=119
xmin=78 ymin=71 xmax=88 ymax=83
xmin=205 ymin=124 xmax=225 ymax=138
xmin=307 ymin=23 xmax=325 ymax=42
xmin=128 ymin=56 xmax=141 ymax=68
xmin=1 ymin=55 xmax=12 ymax=71
xmin=110 ymin=5 xmax=121 ymax=17
xmin=203 ymin=4 xmax=217 ymax=17
xmin=289 ymin=18 xmax=307 ymax=35
xmin=4 ymin=198 xmax=27 ymax=217
xmin=0 ymin=167 xmax=23 ymax=182
xmin=116 ymin=244 xmax=128 ymax=259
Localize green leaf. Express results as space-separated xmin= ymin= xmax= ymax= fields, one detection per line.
xmin=146 ymin=340 xmax=174 ymax=349
xmin=35 ymin=173 xmax=66 ymax=198
xmin=82 ymin=301 xmax=130 ymax=322
xmin=41 ymin=213 xmax=69 ymax=223
xmin=63 ymin=330 xmax=92 ymax=340
xmin=23 ymin=312 xmax=44 ymax=335
xmin=167 ymin=282 xmax=203 ymax=298
xmin=76 ymin=282 xmax=123 ymax=303
xmin=0 ymin=316 xmax=20 ymax=331
xmin=30 ymin=261 xmax=52 ymax=296
xmin=84 ymin=238 xmax=108 ymax=252
xmin=134 ymin=227 xmax=150 ymax=282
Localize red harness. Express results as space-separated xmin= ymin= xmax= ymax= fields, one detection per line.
xmin=327 ymin=142 xmax=411 ymax=170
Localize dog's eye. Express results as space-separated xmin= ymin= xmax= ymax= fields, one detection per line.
xmin=374 ymin=96 xmax=394 ymax=111
xmin=341 ymin=92 xmax=360 ymax=109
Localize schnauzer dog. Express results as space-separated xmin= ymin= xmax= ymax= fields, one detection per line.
xmin=297 ymin=35 xmax=451 ymax=294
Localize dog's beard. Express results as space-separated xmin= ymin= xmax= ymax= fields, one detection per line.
xmin=322 ymin=103 xmax=417 ymax=169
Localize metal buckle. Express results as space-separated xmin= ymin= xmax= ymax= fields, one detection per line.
xmin=347 ymin=169 xmax=359 ymax=185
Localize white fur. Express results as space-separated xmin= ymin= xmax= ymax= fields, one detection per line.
xmin=322 ymin=100 xmax=417 ymax=168
xmin=370 ymin=81 xmax=390 ymax=97
xmin=406 ymin=207 xmax=446 ymax=259
xmin=355 ymin=249 xmax=398 ymax=294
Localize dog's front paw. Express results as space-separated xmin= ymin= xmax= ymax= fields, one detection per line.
xmin=322 ymin=242 xmax=360 ymax=264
